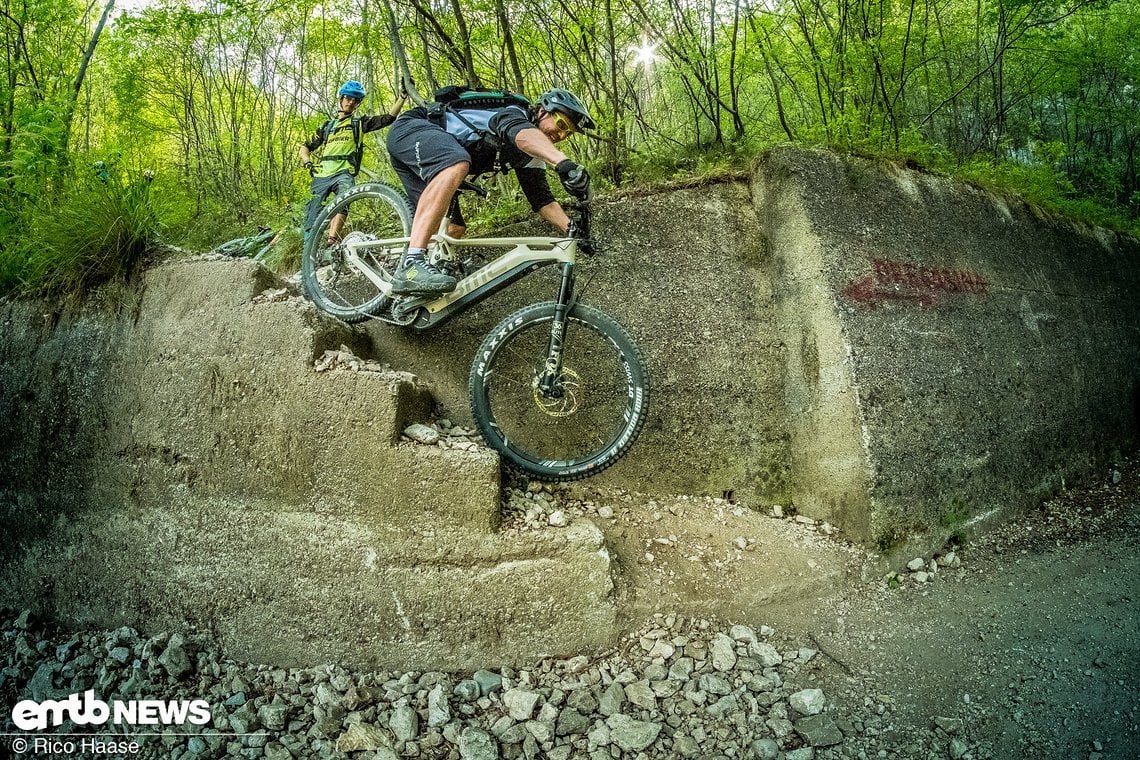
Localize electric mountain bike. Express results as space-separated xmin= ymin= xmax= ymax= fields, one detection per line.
xmin=209 ymin=226 xmax=281 ymax=262
xmin=300 ymin=180 xmax=648 ymax=481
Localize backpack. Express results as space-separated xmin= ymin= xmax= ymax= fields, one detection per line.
xmin=318 ymin=116 xmax=365 ymax=176
xmin=428 ymin=86 xmax=532 ymax=163
xmin=432 ymin=85 xmax=531 ymax=112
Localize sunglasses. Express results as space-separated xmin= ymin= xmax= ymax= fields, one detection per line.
xmin=550 ymin=110 xmax=578 ymax=136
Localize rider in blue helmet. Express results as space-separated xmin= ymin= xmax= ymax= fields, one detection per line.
xmin=300 ymin=80 xmax=406 ymax=245
xmin=338 ymin=80 xmax=366 ymax=100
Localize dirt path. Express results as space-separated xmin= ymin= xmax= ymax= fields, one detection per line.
xmin=566 ymin=458 xmax=1140 ymax=759
xmin=2 ymin=459 xmax=1135 ymax=760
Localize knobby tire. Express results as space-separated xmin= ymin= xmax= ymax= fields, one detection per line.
xmin=301 ymin=182 xmax=411 ymax=324
xmin=469 ymin=301 xmax=649 ymax=481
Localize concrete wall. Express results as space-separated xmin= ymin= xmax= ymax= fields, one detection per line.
xmin=756 ymin=148 xmax=1140 ymax=548
xmin=366 ymin=151 xmax=1140 ymax=550
xmin=368 ymin=183 xmax=793 ymax=503
xmin=2 ymin=148 xmax=1137 ymax=646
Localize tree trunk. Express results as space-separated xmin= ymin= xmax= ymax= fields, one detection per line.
xmin=494 ymin=0 xmax=525 ymax=93
xmin=63 ymin=0 xmax=115 ymax=149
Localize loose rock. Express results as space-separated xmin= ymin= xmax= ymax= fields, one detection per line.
xmin=605 ymin=714 xmax=663 ymax=752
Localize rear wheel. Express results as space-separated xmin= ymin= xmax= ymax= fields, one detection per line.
xmin=469 ymin=301 xmax=649 ymax=481
xmin=301 ymin=182 xmax=411 ymax=323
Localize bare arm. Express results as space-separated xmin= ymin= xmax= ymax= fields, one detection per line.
xmin=513 ymin=127 xmax=569 ymax=167
xmin=537 ymin=201 xmax=570 ymax=233
xmin=387 ymin=93 xmax=407 ymax=118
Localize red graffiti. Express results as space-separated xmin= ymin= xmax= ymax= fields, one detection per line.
xmin=844 ymin=258 xmax=988 ymax=308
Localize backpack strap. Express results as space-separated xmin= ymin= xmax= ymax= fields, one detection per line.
xmin=454 ymin=105 xmax=513 ymax=172
xmin=319 ymin=116 xmax=365 ymax=176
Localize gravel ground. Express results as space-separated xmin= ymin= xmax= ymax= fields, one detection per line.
xmin=2 ymin=456 xmax=1137 ymax=760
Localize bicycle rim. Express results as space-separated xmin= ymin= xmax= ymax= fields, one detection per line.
xmin=302 ymin=184 xmax=410 ymax=323
xmin=470 ymin=302 xmax=649 ymax=481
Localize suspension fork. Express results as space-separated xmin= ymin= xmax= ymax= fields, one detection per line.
xmin=537 ymin=263 xmax=577 ymax=395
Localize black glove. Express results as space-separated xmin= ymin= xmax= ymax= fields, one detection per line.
xmin=555 ymin=159 xmax=592 ymax=200
xmin=304 ymin=160 xmax=315 ymax=177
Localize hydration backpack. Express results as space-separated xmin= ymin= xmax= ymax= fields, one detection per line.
xmin=428 ymin=85 xmax=532 ymax=161
xmin=432 ymin=85 xmax=531 ymax=112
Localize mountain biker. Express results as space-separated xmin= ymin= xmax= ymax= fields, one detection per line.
xmin=300 ymin=81 xmax=406 ymax=246
xmin=385 ymin=87 xmax=595 ymax=296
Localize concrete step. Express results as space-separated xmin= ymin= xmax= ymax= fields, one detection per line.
xmin=0 ymin=258 xmax=619 ymax=668
xmin=114 ymin=259 xmax=500 ymax=530
xmin=7 ymin=496 xmax=614 ymax=670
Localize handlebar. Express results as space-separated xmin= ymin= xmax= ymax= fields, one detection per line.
xmin=453 ymin=181 xmax=596 ymax=253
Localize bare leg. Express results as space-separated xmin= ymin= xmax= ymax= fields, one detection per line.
xmin=327 ymin=212 xmax=347 ymax=241
xmin=410 ymin=162 xmax=470 ymax=250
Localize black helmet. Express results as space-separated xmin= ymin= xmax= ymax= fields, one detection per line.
xmin=536 ymin=88 xmax=596 ymax=131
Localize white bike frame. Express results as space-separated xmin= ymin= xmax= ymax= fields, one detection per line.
xmin=339 ymin=217 xmax=581 ymax=329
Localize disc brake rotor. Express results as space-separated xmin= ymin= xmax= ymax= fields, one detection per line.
xmin=533 ymin=367 xmax=582 ymax=417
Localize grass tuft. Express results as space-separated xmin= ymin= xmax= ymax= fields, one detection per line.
xmin=9 ymin=167 xmax=162 ymax=296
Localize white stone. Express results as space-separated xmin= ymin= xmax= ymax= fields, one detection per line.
xmin=749 ymin=641 xmax=783 ymax=667
xmin=789 ymin=688 xmax=826 ymax=716
xmin=503 ymin=688 xmax=541 ymax=721
xmin=729 ymin=624 xmax=758 ymax=644
xmin=403 ymin=423 xmax=440 ymax=445
xmin=709 ymin=634 xmax=737 ymax=671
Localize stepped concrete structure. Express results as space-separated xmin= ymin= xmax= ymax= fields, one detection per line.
xmin=2 ymin=149 xmax=1138 ymax=667
xmin=0 ymin=260 xmax=614 ymax=670
xmin=363 ymin=148 xmax=1140 ymax=551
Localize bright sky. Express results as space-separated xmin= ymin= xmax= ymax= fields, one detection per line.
xmin=115 ymin=0 xmax=158 ymax=12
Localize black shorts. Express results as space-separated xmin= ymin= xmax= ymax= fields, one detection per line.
xmin=386 ymin=113 xmax=472 ymax=212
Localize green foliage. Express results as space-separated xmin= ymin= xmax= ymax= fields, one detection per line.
xmin=2 ymin=0 xmax=1139 ymax=277
xmin=12 ymin=166 xmax=161 ymax=296
xmin=259 ymin=227 xmax=304 ymax=275
xmin=954 ymin=157 xmax=1138 ymax=236
xmin=940 ymin=498 xmax=971 ymax=546
xmin=875 ymin=524 xmax=905 ymax=553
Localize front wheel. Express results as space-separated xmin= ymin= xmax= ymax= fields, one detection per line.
xmin=469 ymin=302 xmax=649 ymax=481
xmin=301 ymin=182 xmax=411 ymax=323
